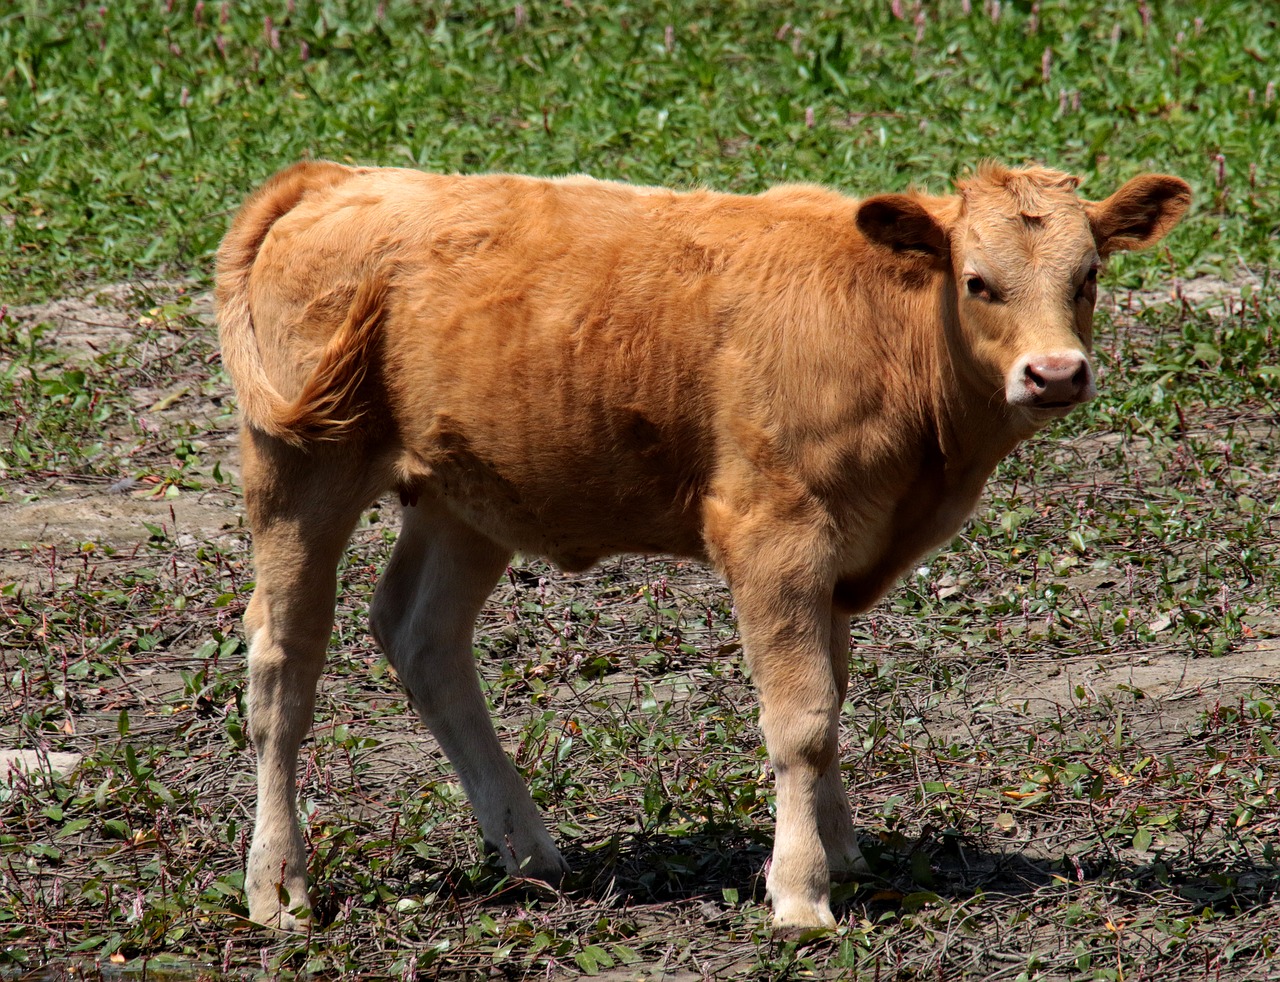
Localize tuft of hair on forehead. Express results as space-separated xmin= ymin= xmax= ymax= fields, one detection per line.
xmin=958 ymin=161 xmax=1083 ymax=220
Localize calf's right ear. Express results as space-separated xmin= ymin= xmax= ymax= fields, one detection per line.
xmin=856 ymin=194 xmax=950 ymax=259
xmin=1086 ymin=174 xmax=1192 ymax=256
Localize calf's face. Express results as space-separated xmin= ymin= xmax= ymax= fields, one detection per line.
xmin=857 ymin=165 xmax=1191 ymax=427
xmin=954 ymin=175 xmax=1101 ymax=420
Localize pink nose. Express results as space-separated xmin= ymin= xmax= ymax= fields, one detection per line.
xmin=1022 ymin=354 xmax=1091 ymax=406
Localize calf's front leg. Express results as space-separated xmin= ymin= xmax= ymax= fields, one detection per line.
xmin=718 ymin=535 xmax=856 ymax=929
xmin=815 ymin=611 xmax=868 ymax=879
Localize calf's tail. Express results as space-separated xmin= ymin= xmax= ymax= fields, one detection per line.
xmin=215 ymin=160 xmax=387 ymax=447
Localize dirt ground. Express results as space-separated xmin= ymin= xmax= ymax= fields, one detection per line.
xmin=2 ymin=280 xmax=1278 ymax=979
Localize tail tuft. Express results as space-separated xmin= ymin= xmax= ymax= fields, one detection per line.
xmin=216 ymin=161 xmax=383 ymax=447
xmin=274 ymin=278 xmax=389 ymax=440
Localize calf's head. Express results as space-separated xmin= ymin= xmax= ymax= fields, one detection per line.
xmin=856 ymin=163 xmax=1191 ymax=426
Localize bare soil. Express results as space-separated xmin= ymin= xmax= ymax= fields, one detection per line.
xmin=2 ymin=280 xmax=1278 ymax=980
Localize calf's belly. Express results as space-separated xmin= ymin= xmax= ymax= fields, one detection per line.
xmin=399 ymin=437 xmax=710 ymax=570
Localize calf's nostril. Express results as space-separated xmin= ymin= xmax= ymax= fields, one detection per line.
xmin=1020 ymin=355 xmax=1089 ymax=405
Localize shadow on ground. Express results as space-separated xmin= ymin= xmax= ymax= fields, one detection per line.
xmin=357 ymin=819 xmax=1280 ymax=924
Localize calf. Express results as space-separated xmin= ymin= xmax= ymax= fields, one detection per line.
xmin=216 ymin=161 xmax=1189 ymax=930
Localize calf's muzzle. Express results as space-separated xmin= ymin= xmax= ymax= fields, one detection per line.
xmin=1007 ymin=351 xmax=1095 ymax=409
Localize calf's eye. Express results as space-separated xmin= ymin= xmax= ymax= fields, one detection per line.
xmin=1076 ymin=268 xmax=1099 ymax=303
xmin=965 ymin=275 xmax=989 ymax=299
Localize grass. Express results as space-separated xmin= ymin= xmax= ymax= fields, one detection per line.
xmin=1 ymin=0 xmax=1277 ymax=299
xmin=1 ymin=0 xmax=1278 ymax=979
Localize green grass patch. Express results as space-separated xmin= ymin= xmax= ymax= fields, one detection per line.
xmin=1 ymin=0 xmax=1278 ymax=979
xmin=2 ymin=0 xmax=1277 ymax=299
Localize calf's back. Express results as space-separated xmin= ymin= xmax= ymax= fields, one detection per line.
xmin=222 ymin=163 xmax=937 ymax=573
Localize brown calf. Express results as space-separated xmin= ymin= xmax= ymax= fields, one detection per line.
xmin=216 ymin=161 xmax=1189 ymax=930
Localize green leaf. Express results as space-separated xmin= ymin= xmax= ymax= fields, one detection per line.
xmin=56 ymin=818 xmax=93 ymax=838
xmin=1258 ymin=731 xmax=1280 ymax=758
xmin=909 ymin=850 xmax=935 ymax=887
xmin=614 ymin=945 xmax=641 ymax=966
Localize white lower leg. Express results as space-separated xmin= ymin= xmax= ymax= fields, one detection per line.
xmin=815 ymin=760 xmax=867 ymax=876
xmin=373 ymin=507 xmax=566 ymax=881
xmin=432 ymin=707 xmax=567 ymax=880
xmin=244 ymin=629 xmax=324 ymax=928
xmin=767 ymin=757 xmax=838 ymax=929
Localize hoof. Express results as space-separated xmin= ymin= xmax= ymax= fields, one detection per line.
xmin=770 ymin=894 xmax=838 ymax=931
xmin=766 ymin=874 xmax=838 ymax=931
xmin=484 ymin=837 xmax=571 ymax=885
xmin=249 ymin=901 xmax=311 ymax=933
xmin=247 ymin=881 xmax=312 ymax=933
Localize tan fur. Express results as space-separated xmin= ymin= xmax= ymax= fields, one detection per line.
xmin=216 ymin=161 xmax=1190 ymax=930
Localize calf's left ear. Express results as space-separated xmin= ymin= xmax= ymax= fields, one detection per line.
xmin=1086 ymin=174 xmax=1192 ymax=256
xmin=856 ymin=194 xmax=950 ymax=260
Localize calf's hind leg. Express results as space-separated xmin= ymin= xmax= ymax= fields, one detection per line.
xmin=370 ymin=503 xmax=568 ymax=881
xmin=241 ymin=440 xmax=373 ymax=929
